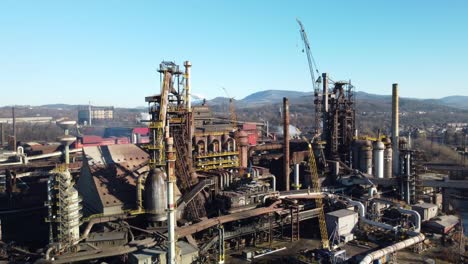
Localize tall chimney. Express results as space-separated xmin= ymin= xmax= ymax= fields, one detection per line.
xmin=184 ymin=61 xmax=192 ymax=112
xmin=322 ymin=73 xmax=329 ymax=141
xmin=0 ymin=123 xmax=4 ymax=147
xmin=88 ymin=102 xmax=92 ymax=126
xmin=283 ymin=97 xmax=290 ymax=191
xmin=392 ymin=83 xmax=400 ymax=176
xmin=12 ymin=107 xmax=16 ymax=150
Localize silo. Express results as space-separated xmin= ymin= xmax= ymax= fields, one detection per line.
xmin=360 ymin=140 xmax=373 ymax=175
xmin=383 ymin=138 xmax=393 ymax=178
xmin=145 ymin=168 xmax=168 ymax=223
xmin=373 ymin=141 xmax=385 ymax=178
xmin=352 ymin=140 xmax=365 ymax=170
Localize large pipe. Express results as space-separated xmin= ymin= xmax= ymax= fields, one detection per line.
xmin=346 ymin=198 xmax=397 ymax=231
xmin=392 ymin=83 xmax=399 ymax=176
xmin=166 ymin=137 xmax=176 ymax=264
xmin=283 ymin=97 xmax=290 ymax=191
xmin=397 ymin=207 xmax=421 ymax=232
xmin=359 ymin=233 xmax=425 ymax=264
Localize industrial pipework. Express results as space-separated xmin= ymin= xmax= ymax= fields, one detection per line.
xmin=360 ymin=233 xmax=425 ymax=264
xmin=166 ymin=136 xmax=176 ymax=264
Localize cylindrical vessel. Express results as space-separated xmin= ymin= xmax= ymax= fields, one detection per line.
xmin=360 ymin=140 xmax=373 ymax=175
xmin=373 ymin=141 xmax=385 ymax=178
xmin=352 ymin=140 xmax=365 ymax=169
xmin=384 ymin=140 xmax=393 ymax=179
xmin=145 ymin=168 xmax=168 ymax=222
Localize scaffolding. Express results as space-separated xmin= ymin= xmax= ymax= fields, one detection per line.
xmin=45 ymin=165 xmax=82 ymax=250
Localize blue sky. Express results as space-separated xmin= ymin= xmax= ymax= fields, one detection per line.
xmin=1 ymin=0 xmax=467 ymax=107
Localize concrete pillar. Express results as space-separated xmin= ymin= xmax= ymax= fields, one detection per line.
xmin=283 ymin=97 xmax=290 ymax=191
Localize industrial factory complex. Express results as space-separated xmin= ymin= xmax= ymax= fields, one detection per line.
xmin=1 ymin=22 xmax=467 ymax=264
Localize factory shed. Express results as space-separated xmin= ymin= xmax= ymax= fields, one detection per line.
xmin=325 ymin=209 xmax=358 ymax=241
xmin=77 ymin=144 xmax=150 ymax=216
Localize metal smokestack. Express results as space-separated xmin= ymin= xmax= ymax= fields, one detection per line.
xmin=392 ymin=83 xmax=400 ymax=176
xmin=322 ymin=73 xmax=329 ymax=138
xmin=0 ymin=123 xmax=4 ymax=147
xmin=12 ymin=107 xmax=16 ymax=150
xmin=184 ymin=61 xmax=192 ymax=112
xmin=283 ymin=97 xmax=290 ymax=191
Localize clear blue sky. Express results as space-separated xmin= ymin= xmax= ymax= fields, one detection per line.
xmin=1 ymin=0 xmax=467 ymax=107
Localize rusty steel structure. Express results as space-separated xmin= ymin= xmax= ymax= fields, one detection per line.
xmin=317 ymin=76 xmax=356 ymax=167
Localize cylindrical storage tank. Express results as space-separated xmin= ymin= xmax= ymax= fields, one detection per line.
xmin=145 ymin=168 xmax=167 ymax=222
xmin=360 ymin=140 xmax=373 ymax=175
xmin=373 ymin=141 xmax=385 ymax=178
xmin=383 ymin=138 xmax=393 ymax=178
xmin=352 ymin=140 xmax=365 ymax=169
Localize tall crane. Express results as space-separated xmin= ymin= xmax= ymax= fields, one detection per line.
xmin=297 ymin=19 xmax=322 ymax=135
xmin=303 ymin=137 xmax=330 ymax=250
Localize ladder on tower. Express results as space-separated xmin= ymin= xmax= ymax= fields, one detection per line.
xmin=290 ymin=204 xmax=300 ymax=241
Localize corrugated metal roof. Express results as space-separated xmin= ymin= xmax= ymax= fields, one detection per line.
xmin=83 ymin=144 xmax=149 ymax=209
xmin=326 ymin=209 xmax=357 ymax=218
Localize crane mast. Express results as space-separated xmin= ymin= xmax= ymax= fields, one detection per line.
xmin=297 ymin=19 xmax=322 ymax=135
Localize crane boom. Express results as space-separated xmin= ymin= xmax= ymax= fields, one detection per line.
xmin=303 ymin=137 xmax=330 ymax=250
xmin=297 ymin=19 xmax=320 ymax=91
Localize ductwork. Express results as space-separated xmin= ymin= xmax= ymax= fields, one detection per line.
xmin=346 ymin=198 xmax=397 ymax=231
xmin=397 ymin=207 xmax=421 ymax=232
xmin=359 ymin=233 xmax=425 ymax=264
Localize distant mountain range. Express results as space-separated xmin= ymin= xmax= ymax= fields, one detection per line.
xmin=204 ymin=90 xmax=468 ymax=112
xmin=1 ymin=90 xmax=465 ymax=112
